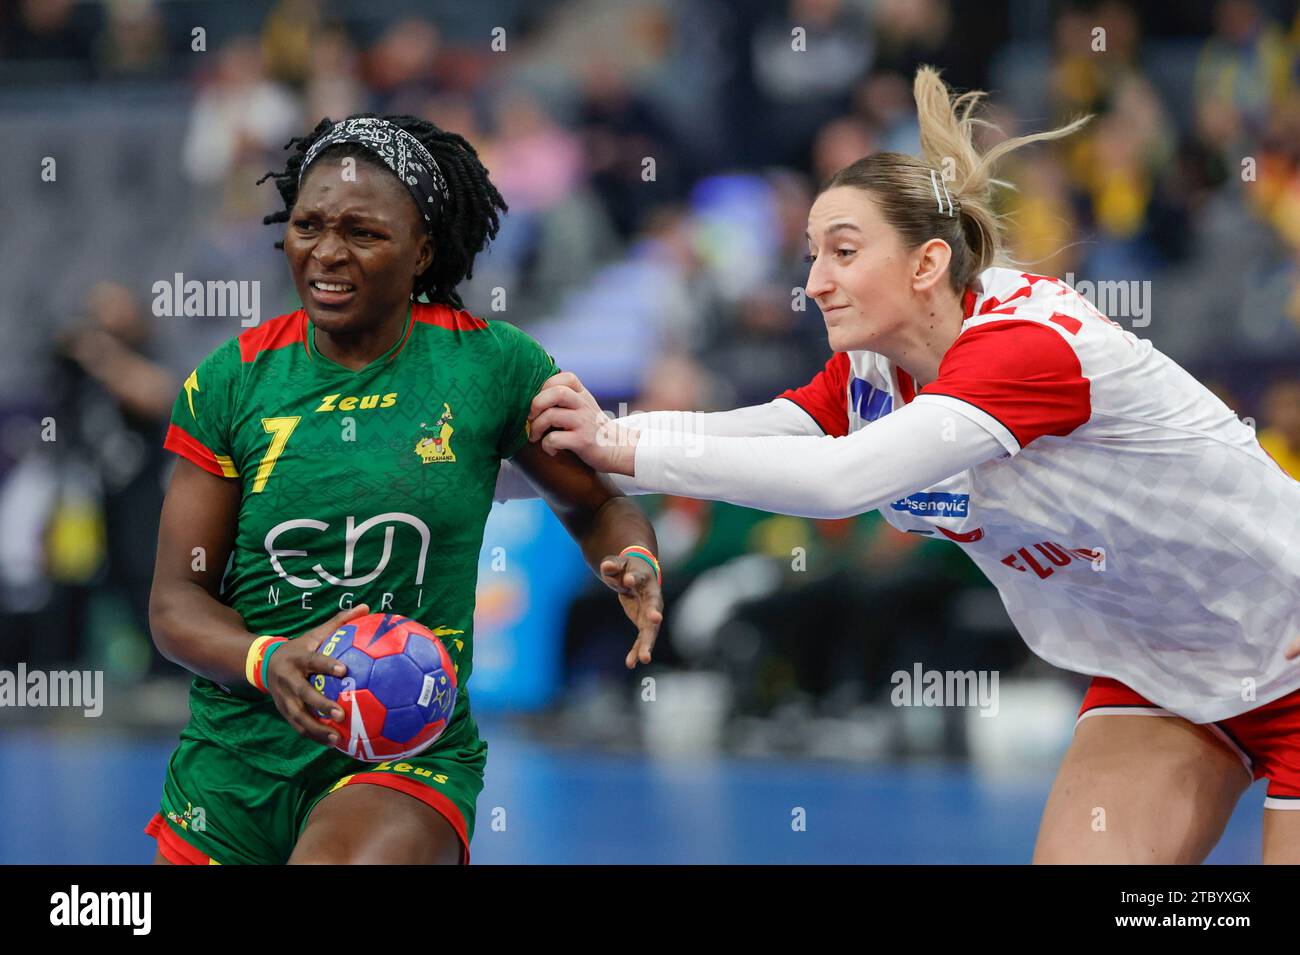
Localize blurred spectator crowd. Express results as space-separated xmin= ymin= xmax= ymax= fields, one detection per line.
xmin=1 ymin=0 xmax=1297 ymax=754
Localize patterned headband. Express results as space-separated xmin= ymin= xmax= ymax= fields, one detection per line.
xmin=299 ymin=117 xmax=451 ymax=231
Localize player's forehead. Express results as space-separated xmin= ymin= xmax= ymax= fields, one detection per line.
xmin=294 ymin=160 xmax=412 ymax=222
xmin=806 ymin=186 xmax=884 ymax=242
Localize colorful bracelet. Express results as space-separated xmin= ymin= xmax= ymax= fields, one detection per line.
xmin=245 ymin=636 xmax=288 ymax=693
xmin=259 ymin=639 xmax=289 ymax=692
xmin=620 ymin=545 xmax=662 ymax=587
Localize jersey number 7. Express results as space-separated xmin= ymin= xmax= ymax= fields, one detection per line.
xmin=252 ymin=416 xmax=301 ymax=493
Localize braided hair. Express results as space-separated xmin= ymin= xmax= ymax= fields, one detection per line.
xmin=258 ymin=113 xmax=507 ymax=309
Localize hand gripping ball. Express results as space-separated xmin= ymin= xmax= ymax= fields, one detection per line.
xmin=312 ymin=613 xmax=458 ymax=761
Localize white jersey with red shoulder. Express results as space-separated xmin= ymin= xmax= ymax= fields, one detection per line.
xmin=779 ymin=266 xmax=1300 ymax=723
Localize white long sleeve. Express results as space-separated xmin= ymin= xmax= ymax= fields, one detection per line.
xmin=617 ymin=399 xmax=824 ymax=438
xmin=492 ymin=399 xmax=823 ymax=501
xmin=630 ymin=395 xmax=1008 ymax=519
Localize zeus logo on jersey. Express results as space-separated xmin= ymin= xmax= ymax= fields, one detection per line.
xmin=264 ymin=513 xmax=430 ymax=588
xmin=316 ymin=392 xmax=397 ymax=413
xmin=850 ymin=378 xmax=893 ymax=422
xmin=890 ymin=492 xmax=970 ymax=517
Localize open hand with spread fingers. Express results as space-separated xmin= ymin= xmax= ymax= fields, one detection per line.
xmin=599 ymin=548 xmax=664 ymax=668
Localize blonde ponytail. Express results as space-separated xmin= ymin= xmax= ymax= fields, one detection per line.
xmin=823 ymin=66 xmax=1090 ymax=294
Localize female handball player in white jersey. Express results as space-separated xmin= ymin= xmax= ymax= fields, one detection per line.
xmin=509 ymin=67 xmax=1300 ymax=864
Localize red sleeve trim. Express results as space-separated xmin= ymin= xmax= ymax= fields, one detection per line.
xmin=164 ymin=423 xmax=228 ymax=476
xmin=413 ymin=303 xmax=489 ymax=331
xmin=777 ymin=352 xmax=850 ymax=437
xmin=920 ymin=320 xmax=1091 ymax=448
xmin=239 ymin=311 xmax=308 ymax=363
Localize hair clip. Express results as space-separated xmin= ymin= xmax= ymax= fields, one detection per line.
xmin=930 ymin=168 xmax=955 ymax=217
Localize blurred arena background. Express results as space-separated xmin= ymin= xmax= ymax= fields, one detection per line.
xmin=0 ymin=0 xmax=1297 ymax=863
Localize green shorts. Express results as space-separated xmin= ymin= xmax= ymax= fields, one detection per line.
xmin=145 ymin=725 xmax=487 ymax=865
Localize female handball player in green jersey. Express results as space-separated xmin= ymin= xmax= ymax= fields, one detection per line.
xmin=144 ymin=115 xmax=663 ymax=865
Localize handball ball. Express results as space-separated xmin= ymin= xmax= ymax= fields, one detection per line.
xmin=311 ymin=613 xmax=458 ymax=762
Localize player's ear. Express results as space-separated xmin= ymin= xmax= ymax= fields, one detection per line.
xmin=912 ymin=238 xmax=951 ymax=294
xmin=417 ymin=234 xmax=434 ymax=277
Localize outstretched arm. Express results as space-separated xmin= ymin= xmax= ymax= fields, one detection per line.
xmin=494 ymin=373 xmax=822 ymax=502
xmin=616 ymin=399 xmax=824 ymax=438
xmin=510 ymin=440 xmax=664 ymax=668
xmin=531 ymin=395 xmax=1008 ymax=520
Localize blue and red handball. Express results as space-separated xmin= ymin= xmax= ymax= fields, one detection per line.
xmin=311 ymin=613 xmax=458 ymax=761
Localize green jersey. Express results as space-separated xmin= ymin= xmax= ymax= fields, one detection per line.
xmin=163 ymin=302 xmax=557 ymax=778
